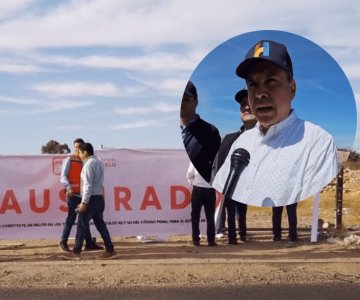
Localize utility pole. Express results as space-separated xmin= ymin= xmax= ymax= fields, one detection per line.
xmin=335 ymin=166 xmax=344 ymax=229
xmin=335 ymin=151 xmax=350 ymax=229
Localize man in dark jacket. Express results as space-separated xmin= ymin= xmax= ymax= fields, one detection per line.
xmin=217 ymin=89 xmax=257 ymax=244
xmin=181 ymin=81 xmax=221 ymax=246
xmin=180 ymin=81 xmax=221 ymax=183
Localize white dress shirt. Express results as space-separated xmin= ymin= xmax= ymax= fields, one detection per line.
xmin=186 ymin=162 xmax=212 ymax=188
xmin=212 ymin=110 xmax=339 ymax=206
xmin=80 ymin=155 xmax=104 ymax=204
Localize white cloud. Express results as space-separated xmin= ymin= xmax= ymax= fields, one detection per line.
xmin=109 ymin=119 xmax=162 ymax=130
xmin=18 ymin=50 xmax=202 ymax=75
xmin=352 ymin=92 xmax=360 ymax=151
xmin=0 ymin=95 xmax=39 ymax=105
xmin=0 ymin=63 xmax=43 ymax=74
xmin=154 ymin=102 xmax=179 ymax=112
xmin=342 ymin=64 xmax=360 ymax=80
xmin=127 ymin=76 xmax=188 ymax=96
xmin=114 ymin=107 xmax=152 ymax=115
xmin=0 ymin=95 xmax=92 ymax=113
xmin=0 ymin=0 xmax=359 ymax=155
xmin=43 ymin=100 xmax=92 ymax=112
xmin=114 ymin=102 xmax=179 ymax=115
xmin=76 ymin=53 xmax=198 ymax=72
xmin=0 ymin=0 xmax=356 ymax=52
xmin=0 ymin=0 xmax=34 ymax=19
xmin=31 ymin=82 xmax=120 ymax=97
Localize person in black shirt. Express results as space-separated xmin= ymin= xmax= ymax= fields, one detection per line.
xmin=180 ymin=81 xmax=221 ymax=183
xmin=216 ymin=89 xmax=257 ymax=244
xmin=181 ymin=81 xmax=221 ymax=246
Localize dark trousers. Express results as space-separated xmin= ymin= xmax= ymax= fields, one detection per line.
xmin=272 ymin=203 xmax=298 ymax=241
xmin=73 ymin=195 xmax=114 ymax=253
xmin=191 ymin=186 xmax=216 ymax=243
xmin=225 ymin=197 xmax=247 ymax=241
xmin=60 ymin=195 xmax=93 ymax=245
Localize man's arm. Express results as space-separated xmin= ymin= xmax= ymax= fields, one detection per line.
xmin=60 ymin=157 xmax=71 ymax=190
xmin=81 ymin=160 xmax=94 ymax=205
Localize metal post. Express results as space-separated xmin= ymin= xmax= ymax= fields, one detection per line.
xmin=335 ymin=166 xmax=344 ymax=229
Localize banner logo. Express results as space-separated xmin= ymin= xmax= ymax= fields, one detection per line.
xmin=52 ymin=158 xmax=63 ymax=175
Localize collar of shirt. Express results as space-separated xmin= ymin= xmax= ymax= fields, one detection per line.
xmin=256 ymin=109 xmax=296 ymax=142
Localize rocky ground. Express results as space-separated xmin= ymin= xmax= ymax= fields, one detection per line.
xmin=1 ymin=226 xmax=360 ymax=300
xmin=1 ymin=169 xmax=360 ymax=300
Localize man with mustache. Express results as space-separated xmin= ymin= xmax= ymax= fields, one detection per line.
xmin=213 ymin=40 xmax=338 ymax=226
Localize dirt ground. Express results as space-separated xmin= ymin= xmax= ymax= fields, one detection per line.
xmin=1 ymin=170 xmax=360 ymax=300
xmin=1 ymin=222 xmax=360 ymax=299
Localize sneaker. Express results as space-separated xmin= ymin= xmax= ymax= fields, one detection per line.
xmin=72 ymin=250 xmax=82 ymax=259
xmin=287 ymin=237 xmax=299 ymax=245
xmin=59 ymin=241 xmax=71 ymax=252
xmin=100 ymin=250 xmax=115 ymax=258
xmin=193 ymin=240 xmax=200 ymax=246
xmin=228 ymin=239 xmax=238 ymax=245
xmin=84 ymin=243 xmax=104 ymax=251
xmin=208 ymin=241 xmax=217 ymax=247
xmin=240 ymin=236 xmax=249 ymax=243
xmin=273 ymin=236 xmax=282 ymax=242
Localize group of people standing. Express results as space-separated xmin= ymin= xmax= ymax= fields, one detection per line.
xmin=181 ymin=39 xmax=338 ymax=247
xmin=57 ymin=39 xmax=337 ymax=255
xmin=182 ymin=81 xmax=297 ymax=246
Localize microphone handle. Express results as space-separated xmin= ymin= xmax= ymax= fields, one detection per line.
xmin=222 ymin=163 xmax=248 ymax=199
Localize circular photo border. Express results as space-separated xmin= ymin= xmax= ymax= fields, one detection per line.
xmin=181 ymin=30 xmax=356 ymax=207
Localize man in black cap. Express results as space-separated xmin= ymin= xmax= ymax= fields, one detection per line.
xmin=180 ymin=80 xmax=221 ymax=183
xmin=181 ymin=81 xmax=221 ymax=247
xmin=216 ymin=89 xmax=257 ymax=244
xmin=213 ymin=40 xmax=338 ymax=242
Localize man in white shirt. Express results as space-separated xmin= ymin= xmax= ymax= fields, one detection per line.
xmin=59 ymin=138 xmax=102 ymax=252
xmin=72 ymin=142 xmax=115 ymax=258
xmin=213 ymin=40 xmax=339 ymax=208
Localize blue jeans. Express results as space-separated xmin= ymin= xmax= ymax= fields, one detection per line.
xmin=60 ymin=195 xmax=93 ymax=245
xmin=73 ymin=195 xmax=114 ymax=253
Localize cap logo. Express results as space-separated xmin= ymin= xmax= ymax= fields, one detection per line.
xmin=253 ymin=41 xmax=270 ymax=58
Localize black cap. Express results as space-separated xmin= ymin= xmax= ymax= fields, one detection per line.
xmin=236 ymin=40 xmax=293 ymax=79
xmin=183 ymin=81 xmax=198 ymax=99
xmin=234 ymin=89 xmax=248 ymax=104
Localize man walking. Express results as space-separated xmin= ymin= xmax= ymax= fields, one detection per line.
xmin=59 ymin=138 xmax=102 ymax=252
xmin=73 ymin=142 xmax=115 ymax=258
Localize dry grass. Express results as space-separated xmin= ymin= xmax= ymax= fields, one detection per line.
xmin=245 ymin=172 xmax=360 ymax=229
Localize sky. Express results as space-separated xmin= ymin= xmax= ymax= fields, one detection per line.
xmin=189 ymin=30 xmax=356 ymax=149
xmin=0 ymin=0 xmax=359 ymax=154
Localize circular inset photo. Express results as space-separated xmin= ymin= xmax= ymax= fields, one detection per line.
xmin=180 ymin=30 xmax=356 ymax=207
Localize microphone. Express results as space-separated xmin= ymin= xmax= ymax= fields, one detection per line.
xmin=222 ymin=148 xmax=250 ymax=199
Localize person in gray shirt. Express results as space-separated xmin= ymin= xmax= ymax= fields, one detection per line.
xmin=72 ymin=142 xmax=115 ymax=258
